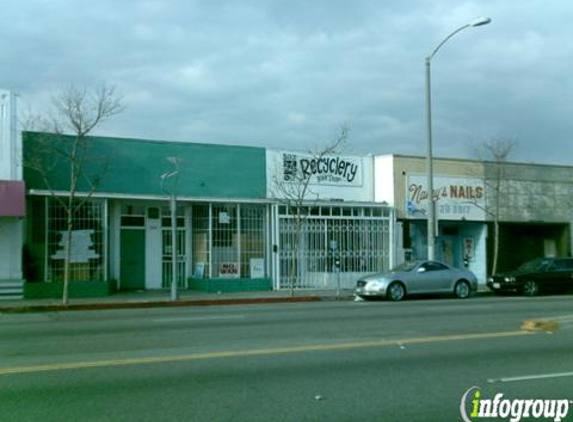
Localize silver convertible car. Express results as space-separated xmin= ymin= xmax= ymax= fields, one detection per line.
xmin=355 ymin=260 xmax=478 ymax=301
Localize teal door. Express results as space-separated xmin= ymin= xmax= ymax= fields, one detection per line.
xmin=120 ymin=229 xmax=146 ymax=290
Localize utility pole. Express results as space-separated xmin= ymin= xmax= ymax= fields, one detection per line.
xmin=161 ymin=157 xmax=182 ymax=301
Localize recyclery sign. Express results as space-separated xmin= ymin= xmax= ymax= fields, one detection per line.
xmin=405 ymin=174 xmax=486 ymax=221
xmin=281 ymin=153 xmax=363 ymax=187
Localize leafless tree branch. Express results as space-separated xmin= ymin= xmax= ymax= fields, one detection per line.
xmin=471 ymin=136 xmax=518 ymax=275
xmin=270 ymin=125 xmax=349 ymax=296
xmin=23 ymin=83 xmax=124 ymax=305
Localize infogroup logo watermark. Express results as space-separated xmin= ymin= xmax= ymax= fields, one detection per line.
xmin=460 ymin=386 xmax=572 ymax=422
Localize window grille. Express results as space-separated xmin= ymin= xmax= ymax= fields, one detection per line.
xmin=161 ymin=205 xmax=187 ymax=288
xmin=120 ymin=204 xmax=145 ymax=227
xmin=191 ymin=205 xmax=211 ymax=278
xmin=161 ymin=230 xmax=186 ymax=288
xmin=191 ymin=203 xmax=267 ymax=279
xmin=212 ymin=204 xmax=238 ymax=277
xmin=46 ymin=198 xmax=105 ymax=282
xmin=240 ymin=205 xmax=266 ymax=278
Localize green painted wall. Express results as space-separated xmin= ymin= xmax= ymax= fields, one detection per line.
xmin=188 ymin=278 xmax=272 ymax=293
xmin=23 ymin=132 xmax=267 ymax=199
xmin=24 ymin=281 xmax=116 ymax=299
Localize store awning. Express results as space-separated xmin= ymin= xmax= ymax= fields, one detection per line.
xmin=0 ymin=180 xmax=25 ymax=217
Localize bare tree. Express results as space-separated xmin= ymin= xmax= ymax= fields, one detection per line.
xmin=270 ymin=125 xmax=349 ymax=297
xmin=471 ymin=137 xmax=517 ymax=275
xmin=24 ymin=84 xmax=124 ymax=305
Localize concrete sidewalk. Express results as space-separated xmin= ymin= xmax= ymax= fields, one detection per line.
xmin=0 ymin=289 xmax=357 ymax=313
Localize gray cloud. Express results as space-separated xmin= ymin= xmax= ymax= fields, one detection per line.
xmin=3 ymin=0 xmax=572 ymax=165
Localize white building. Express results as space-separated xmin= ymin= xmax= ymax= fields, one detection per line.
xmin=266 ymin=149 xmax=394 ymax=290
xmin=0 ymin=90 xmax=25 ymax=298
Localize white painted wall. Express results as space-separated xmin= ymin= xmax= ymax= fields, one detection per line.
xmin=266 ymin=149 xmax=374 ymax=202
xmin=374 ymin=155 xmax=395 ymax=205
xmin=456 ymin=223 xmax=488 ymax=287
xmin=145 ymin=207 xmax=163 ymax=289
xmin=0 ymin=219 xmax=23 ymax=280
xmin=0 ymin=90 xmax=23 ymax=282
xmin=0 ymin=90 xmax=21 ymax=181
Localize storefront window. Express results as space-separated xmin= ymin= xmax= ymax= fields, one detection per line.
xmin=212 ymin=204 xmax=238 ymax=277
xmin=240 ymin=205 xmax=266 ymax=278
xmin=46 ymin=198 xmax=105 ymax=282
xmin=160 ymin=205 xmax=185 ymax=228
xmin=191 ymin=204 xmax=210 ymax=279
xmin=191 ymin=203 xmax=267 ymax=279
xmin=120 ymin=205 xmax=145 ymax=227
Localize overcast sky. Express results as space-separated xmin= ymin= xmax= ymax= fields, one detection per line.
xmin=3 ymin=1 xmax=572 ymax=165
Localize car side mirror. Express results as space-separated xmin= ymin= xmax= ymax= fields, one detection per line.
xmin=417 ymin=267 xmax=426 ymax=273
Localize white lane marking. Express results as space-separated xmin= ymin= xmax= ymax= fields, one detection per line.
xmin=488 ymin=371 xmax=573 ymax=384
xmin=535 ymin=314 xmax=573 ymax=322
xmin=152 ymin=315 xmax=246 ymax=323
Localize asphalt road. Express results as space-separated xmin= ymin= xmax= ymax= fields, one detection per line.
xmin=2 ymin=295 xmax=573 ymax=421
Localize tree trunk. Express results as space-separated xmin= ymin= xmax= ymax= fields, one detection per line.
xmin=63 ymin=145 xmax=77 ymax=306
xmin=491 ymin=166 xmax=502 ymax=276
xmin=492 ymin=220 xmax=500 ymax=275
xmin=63 ymin=209 xmax=73 ymax=305
xmin=289 ymin=215 xmax=305 ymax=298
xmin=290 ymin=230 xmax=299 ymax=298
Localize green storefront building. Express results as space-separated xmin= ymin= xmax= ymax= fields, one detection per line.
xmin=24 ymin=132 xmax=272 ymax=297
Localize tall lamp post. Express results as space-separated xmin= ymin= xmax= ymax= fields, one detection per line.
xmin=425 ymin=16 xmax=491 ymax=261
xmin=161 ymin=156 xmax=182 ymax=301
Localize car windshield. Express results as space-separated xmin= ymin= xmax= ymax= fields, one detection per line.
xmin=518 ymin=258 xmax=551 ymax=272
xmin=391 ymin=261 xmax=419 ymax=272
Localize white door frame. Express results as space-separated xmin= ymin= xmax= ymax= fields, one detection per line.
xmin=145 ymin=206 xmax=162 ymax=289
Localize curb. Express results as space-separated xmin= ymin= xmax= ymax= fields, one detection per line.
xmin=0 ymin=291 xmax=496 ymax=314
xmin=0 ymin=296 xmax=325 ymax=313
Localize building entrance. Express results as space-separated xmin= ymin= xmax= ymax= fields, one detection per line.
xmin=274 ymin=204 xmax=393 ymax=290
xmin=120 ymin=229 xmax=145 ymax=290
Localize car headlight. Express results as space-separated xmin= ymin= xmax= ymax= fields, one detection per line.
xmin=365 ymin=281 xmax=384 ymax=291
xmin=487 ymin=277 xmax=494 ymax=283
xmin=504 ymin=276 xmax=516 ymax=283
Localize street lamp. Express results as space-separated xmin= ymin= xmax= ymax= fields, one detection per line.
xmin=425 ymin=16 xmax=491 ymax=261
xmin=161 ymin=156 xmax=182 ymax=301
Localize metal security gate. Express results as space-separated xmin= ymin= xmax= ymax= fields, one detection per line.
xmin=161 ymin=228 xmax=186 ymax=288
xmin=274 ymin=205 xmax=393 ymax=290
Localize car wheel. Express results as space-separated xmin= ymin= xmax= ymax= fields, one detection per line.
xmin=522 ymin=280 xmax=539 ymax=297
xmin=387 ymin=282 xmax=405 ymax=301
xmin=454 ymin=280 xmax=471 ymax=299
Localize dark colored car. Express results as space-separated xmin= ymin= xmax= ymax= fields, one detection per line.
xmin=487 ymin=257 xmax=573 ymax=296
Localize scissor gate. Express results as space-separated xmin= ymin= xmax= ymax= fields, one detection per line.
xmin=273 ymin=205 xmax=393 ymax=290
